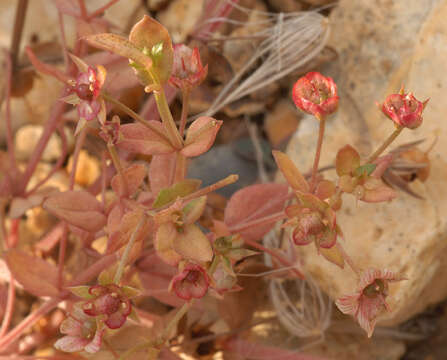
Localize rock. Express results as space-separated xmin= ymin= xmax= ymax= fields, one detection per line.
xmin=157 ymin=0 xmax=205 ymax=43
xmin=267 ymin=0 xmax=303 ymax=13
xmin=284 ymin=0 xmax=447 ymax=328
xmin=66 ymin=150 xmax=100 ymax=187
xmin=15 ymin=125 xmax=62 ymax=162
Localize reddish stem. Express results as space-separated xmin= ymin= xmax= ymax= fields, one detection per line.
xmin=243 ymin=238 xmax=304 ymax=279
xmin=228 ymin=211 xmax=287 ymax=234
xmin=77 ymin=0 xmax=88 ymax=18
xmin=4 ymin=52 xmax=17 ymax=172
xmin=87 ymin=0 xmax=121 ymax=20
xmin=310 ymin=116 xmax=326 ymax=192
xmin=0 ymin=273 xmax=16 ymax=339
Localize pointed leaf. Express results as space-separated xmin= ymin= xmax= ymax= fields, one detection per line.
xmin=320 ymin=246 xmax=345 ymax=268
xmin=129 ymin=15 xmax=173 ymax=84
xmin=224 ymin=183 xmax=289 ymax=241
xmin=5 ymin=249 xmax=59 ymax=297
xmin=181 ymin=117 xmax=222 ymax=157
xmin=354 ymin=163 xmax=377 ymax=177
xmin=173 ymin=224 xmax=213 ymax=263
xmin=362 ymin=185 xmax=397 ymax=203
xmin=272 ymin=150 xmax=309 ymax=192
xmin=84 ymin=33 xmax=153 ymax=70
xmin=68 ymin=285 xmax=95 ymax=299
xmin=315 ymin=180 xmax=336 ymax=201
xmin=152 ymin=179 xmax=202 ymax=208
xmin=149 ymin=154 xmax=176 ymax=196
xmin=43 ymin=190 xmax=106 ymax=232
xmin=118 ymin=122 xmax=175 ymax=155
xmin=336 ymin=145 xmax=360 ymax=176
xmin=155 ymin=223 xmax=182 ymax=266
xmin=111 ymin=163 xmax=147 ymax=197
xmin=295 ymin=191 xmax=327 ymax=212
xmin=182 ymin=196 xmax=207 ymax=224
xmin=121 ymin=285 xmax=141 ymax=298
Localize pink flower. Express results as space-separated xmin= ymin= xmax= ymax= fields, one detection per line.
xmin=170 ymin=263 xmax=210 ymax=300
xmin=73 ymin=65 xmax=106 ymax=121
xmin=54 ymin=304 xmax=105 ymax=353
xmin=292 ymin=72 xmax=339 ymax=118
xmin=169 ymin=44 xmax=208 ymax=90
xmin=380 ymin=90 xmax=428 ymax=129
xmin=335 ymin=269 xmax=405 ymax=337
xmin=82 ymin=284 xmax=131 ymax=329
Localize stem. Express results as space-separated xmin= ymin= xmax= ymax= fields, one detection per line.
xmin=57 ymin=224 xmax=68 ymax=289
xmin=113 ymin=216 xmax=145 ymax=284
xmin=365 ymin=126 xmax=403 ymax=164
xmin=153 ymin=88 xmax=183 ymax=149
xmin=78 ymin=0 xmax=88 ymax=18
xmin=88 ymin=0 xmax=121 ymax=20
xmin=69 ymin=127 xmax=87 ymax=189
xmin=228 ymin=211 xmax=287 ymax=234
xmin=243 ymin=238 xmax=304 ymax=279
xmin=0 ymin=272 xmax=15 ymax=339
xmin=161 ymin=301 xmax=192 ymax=342
xmin=107 ymin=143 xmax=128 ymax=197
xmin=4 ymin=52 xmax=17 ymax=173
xmin=179 ymin=90 xmax=190 ymax=137
xmin=102 ymin=92 xmax=171 ymax=143
xmin=10 ymin=0 xmax=29 ymax=71
xmin=173 ymin=153 xmax=187 ymax=183
xmin=310 ymin=116 xmax=326 ymax=192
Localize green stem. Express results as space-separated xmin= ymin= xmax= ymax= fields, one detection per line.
xmin=102 ymin=92 xmax=171 ymax=144
xmin=365 ymin=126 xmax=403 ymax=164
xmin=113 ymin=215 xmax=145 ymax=284
xmin=153 ymin=88 xmax=183 ymax=149
xmin=179 ymin=90 xmax=190 ymax=137
xmin=310 ymin=116 xmax=326 ymax=192
xmin=161 ymin=301 xmax=192 ymax=343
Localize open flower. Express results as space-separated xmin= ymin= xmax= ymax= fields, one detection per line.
xmin=170 ymin=263 xmax=210 ymax=300
xmin=81 ymin=284 xmax=132 ymax=329
xmin=54 ymin=304 xmax=105 ymax=353
xmin=380 ymin=89 xmax=428 ymax=129
xmin=169 ymin=44 xmax=208 ymax=90
xmin=292 ymin=71 xmax=339 ymax=118
xmin=336 ymin=268 xmax=405 ymax=337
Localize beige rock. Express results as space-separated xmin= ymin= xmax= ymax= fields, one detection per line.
xmin=15 ymin=125 xmax=62 ymax=162
xmin=284 ymin=0 xmax=447 ymax=327
xmin=66 ymin=150 xmax=100 ymax=187
xmin=265 ymin=99 xmax=300 ymax=146
xmin=157 ymin=0 xmax=205 ymax=43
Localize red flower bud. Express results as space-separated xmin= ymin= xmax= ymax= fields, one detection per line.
xmin=380 ymin=90 xmax=428 ymax=129
xmin=292 ymin=72 xmax=339 ymax=118
xmin=169 ymin=44 xmax=208 ymax=90
xmin=171 ymin=263 xmax=210 ymax=300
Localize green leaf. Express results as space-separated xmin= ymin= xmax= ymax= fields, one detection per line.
xmin=152 ymin=179 xmax=201 ymax=208
xmin=227 ymin=248 xmax=259 ymax=262
xmin=182 ymin=196 xmax=207 ymax=224
xmin=354 ymin=163 xmax=377 ymax=177
xmin=121 ymin=285 xmax=141 ymax=299
xmin=129 ymin=15 xmax=173 ymax=85
xmin=68 ymin=285 xmax=95 ymax=299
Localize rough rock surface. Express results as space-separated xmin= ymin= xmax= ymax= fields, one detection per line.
xmin=285 ymin=0 xmax=447 ymax=327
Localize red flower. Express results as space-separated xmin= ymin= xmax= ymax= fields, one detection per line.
xmin=54 ymin=304 xmax=105 ymax=353
xmin=74 ymin=65 xmax=106 ymax=121
xmin=170 ymin=263 xmax=210 ymax=300
xmin=82 ymin=284 xmax=131 ymax=329
xmin=292 ymin=72 xmax=339 ymax=118
xmin=335 ymin=269 xmax=405 ymax=337
xmin=380 ymin=90 xmax=428 ymax=129
xmin=169 ymin=44 xmax=208 ymax=90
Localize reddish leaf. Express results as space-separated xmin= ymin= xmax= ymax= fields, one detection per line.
xmin=336 ymin=145 xmax=360 ymax=176
xmin=173 ymin=224 xmax=213 ymax=263
xmin=43 ymin=190 xmax=106 ymax=232
xmin=5 ymin=249 xmax=59 ymax=297
xmin=272 ymin=150 xmax=309 ymax=192
xmin=111 ymin=164 xmax=147 ymax=197
xmin=149 ymin=154 xmax=176 ymax=196
xmin=314 ymin=180 xmax=336 ymax=201
xmin=84 ymin=33 xmax=152 ymax=70
xmin=224 ymin=183 xmax=289 ymax=241
xmin=129 ymin=15 xmax=174 ymax=85
xmin=155 ymin=223 xmax=182 ymax=266
xmin=181 ymin=116 xmax=222 ymax=157
xmin=118 ymin=122 xmax=175 ymax=155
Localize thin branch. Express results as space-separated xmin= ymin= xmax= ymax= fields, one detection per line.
xmin=10 ymin=0 xmax=29 ymax=71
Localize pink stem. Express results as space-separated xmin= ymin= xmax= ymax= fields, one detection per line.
xmin=310 ymin=116 xmax=326 ymax=192
xmin=77 ymin=0 xmax=88 ymax=18
xmin=0 ymin=273 xmax=16 ymax=339
xmin=4 ymin=51 xmax=16 ymax=172
xmin=228 ymin=211 xmax=287 ymax=234
xmin=244 ymin=238 xmax=304 ymax=279
xmin=88 ymin=0 xmax=121 ymax=20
